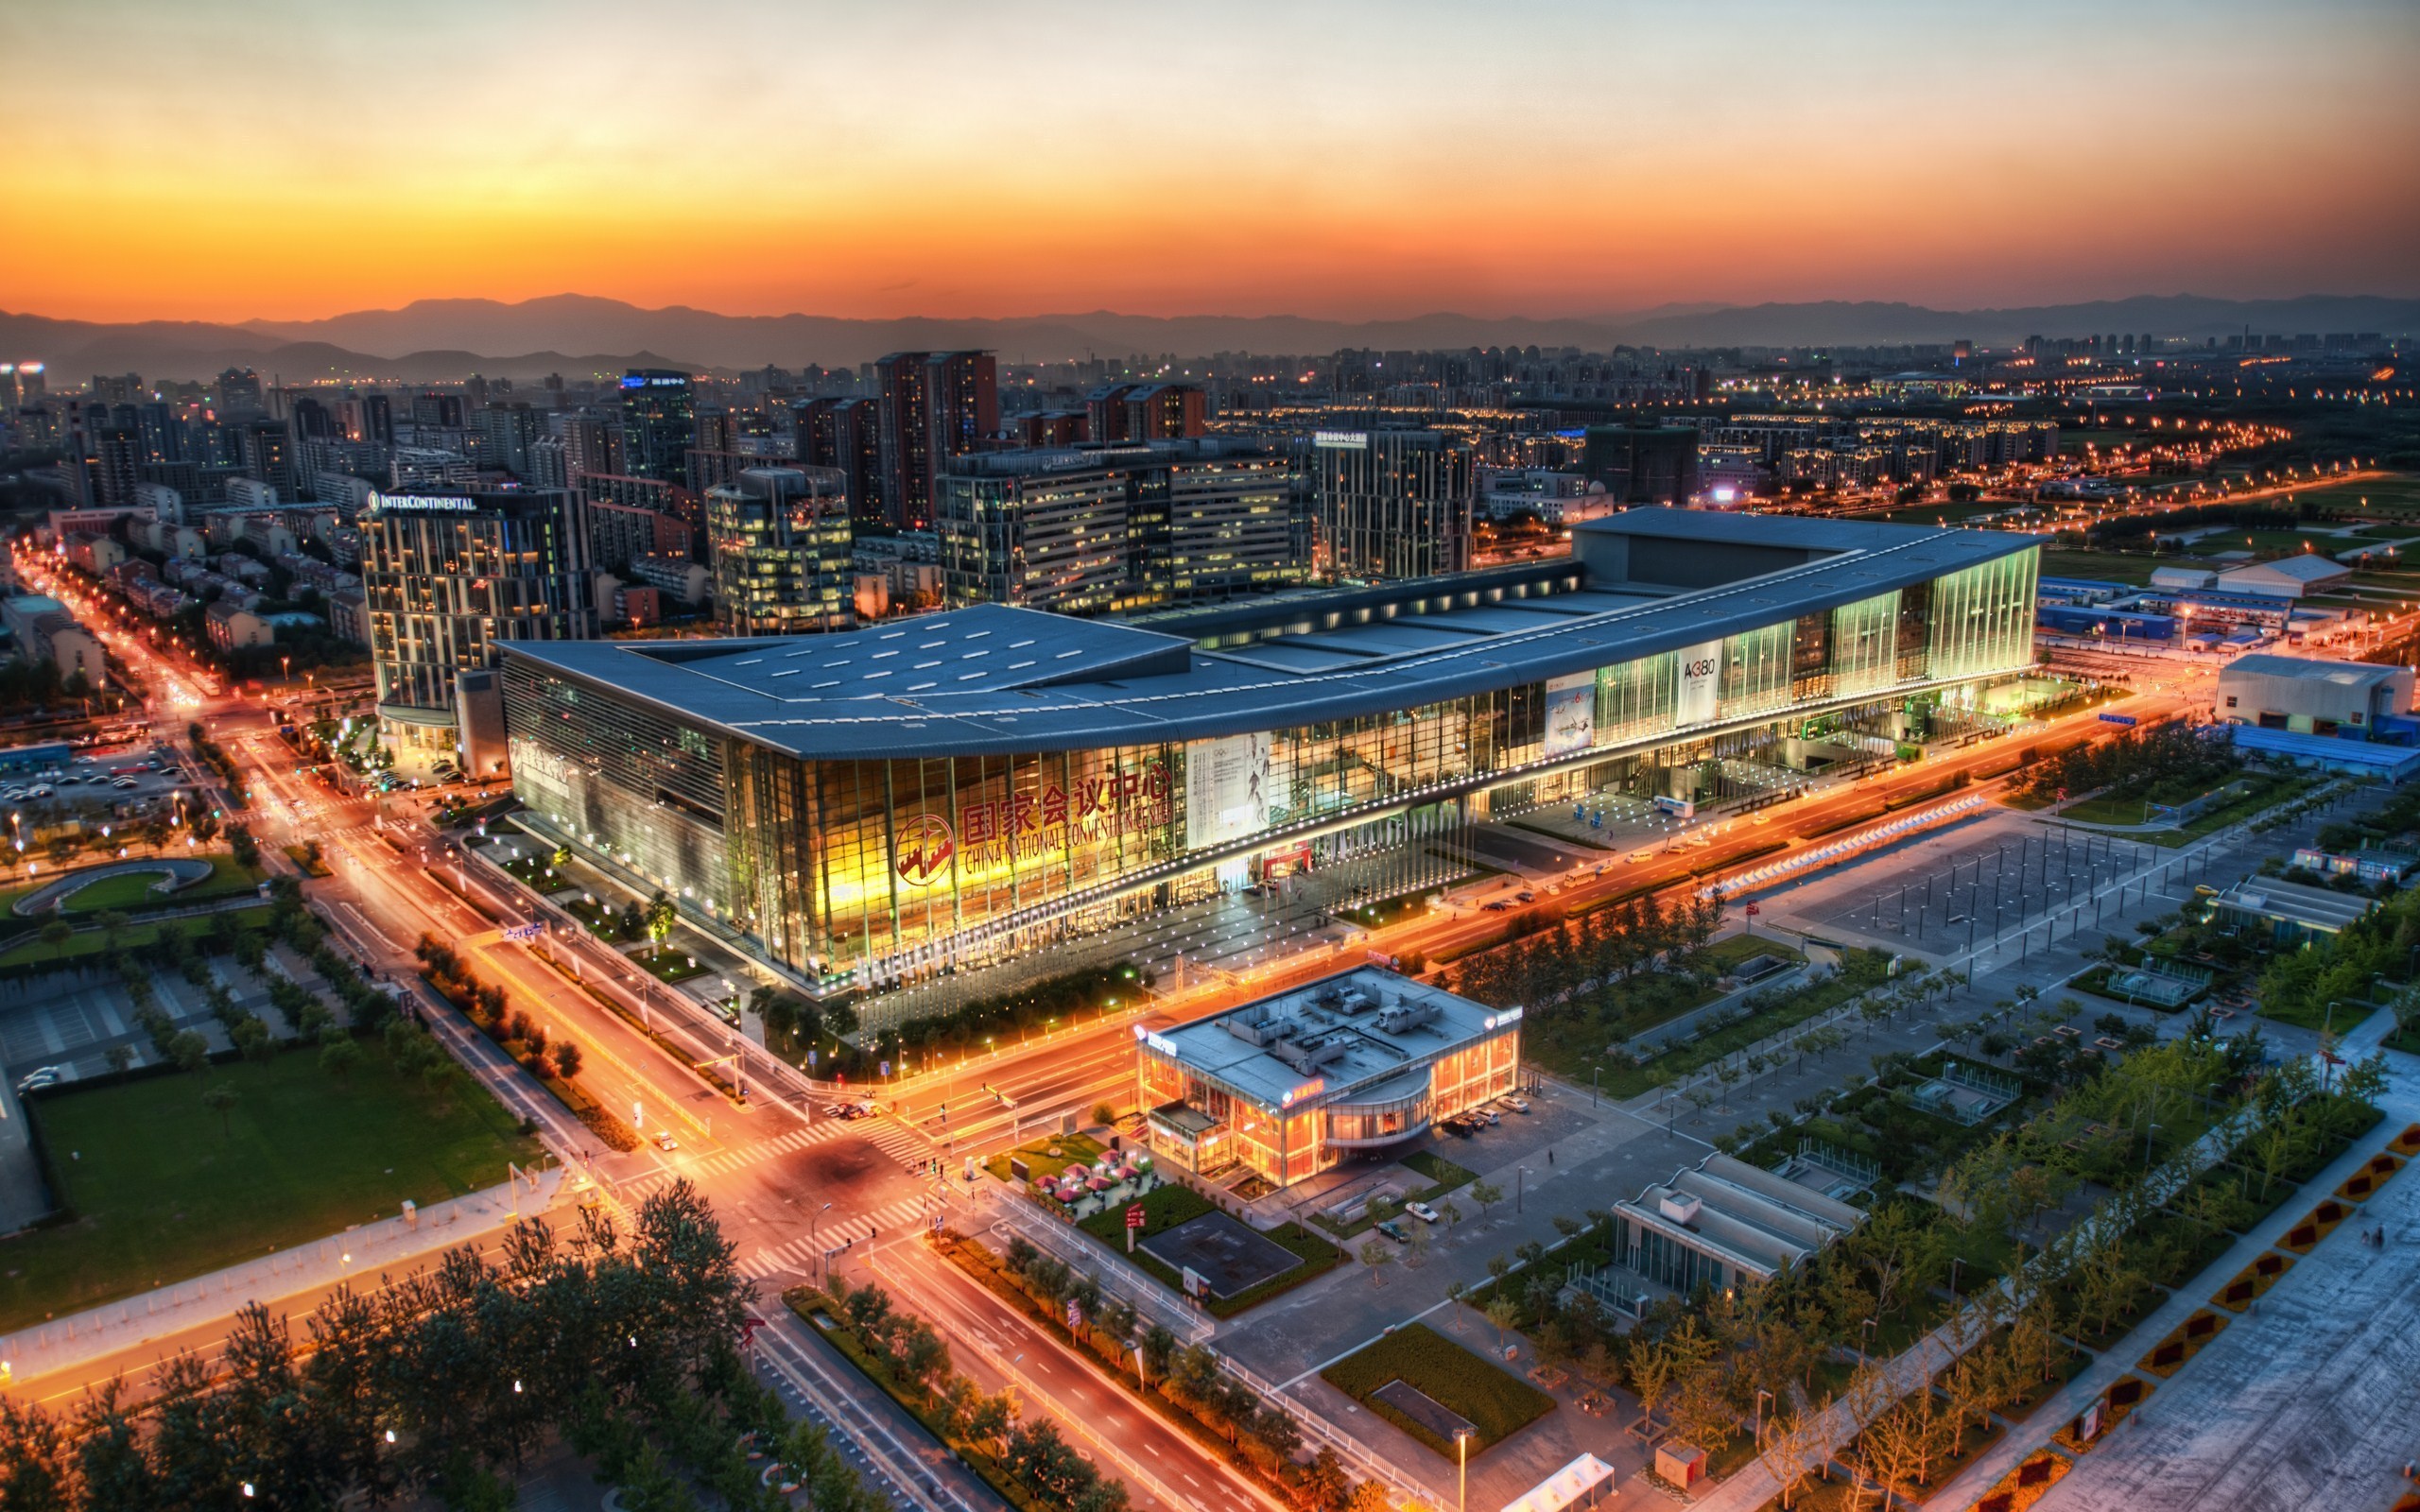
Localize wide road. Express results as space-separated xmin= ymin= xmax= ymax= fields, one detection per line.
xmin=883 ymin=679 xmax=2197 ymax=1142
xmin=875 ymin=1235 xmax=1279 ymax=1512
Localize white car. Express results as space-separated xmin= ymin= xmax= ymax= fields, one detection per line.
xmin=1404 ymin=1200 xmax=1441 ymax=1223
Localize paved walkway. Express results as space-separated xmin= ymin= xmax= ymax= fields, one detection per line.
xmin=1933 ymin=1006 xmax=2420 ymax=1512
xmin=0 ymin=1166 xmax=568 ymax=1388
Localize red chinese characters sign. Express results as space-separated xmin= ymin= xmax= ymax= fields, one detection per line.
xmin=894 ymin=764 xmax=1172 ymax=885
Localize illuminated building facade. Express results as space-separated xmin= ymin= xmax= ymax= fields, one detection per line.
xmin=363 ymin=488 xmax=595 ymax=778
xmin=1134 ymin=969 xmax=1521 ymax=1188
xmin=497 ymin=510 xmax=2038 ymax=1017
xmin=705 ymin=466 xmax=856 ymax=635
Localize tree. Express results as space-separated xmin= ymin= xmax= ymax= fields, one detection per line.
xmin=38 ymin=919 xmax=73 ymax=960
xmin=1358 ymin=1238 xmax=1394 ymax=1288
xmin=103 ymin=1042 xmax=134 ymax=1075
xmin=320 ymin=1035 xmax=365 ymax=1083
xmin=229 ymin=823 xmax=260 ymax=869
xmin=1623 ymin=1334 xmax=1675 ymax=1439
xmin=553 ymin=1040 xmax=584 ymax=1079
xmin=170 ymin=1028 xmax=210 ymax=1075
xmin=1758 ymin=1402 xmax=1830 ymax=1511
xmin=1483 ymin=1296 xmax=1521 ymax=1352
xmin=1440 ymin=1198 xmax=1462 ymax=1227
xmin=1470 ymin=1179 xmax=1504 ymax=1222
xmin=644 ymin=891 xmax=678 ymax=955
xmin=95 ymin=909 xmax=130 ymax=954
xmin=201 ymin=1081 xmax=241 ymax=1137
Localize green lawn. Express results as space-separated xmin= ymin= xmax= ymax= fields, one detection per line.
xmin=0 ymin=852 xmax=258 ymax=918
xmin=1321 ymin=1322 xmax=1555 ymax=1455
xmin=983 ymin=1132 xmax=1107 ymax=1184
xmin=0 ymin=903 xmax=275 ymax=967
xmin=1074 ymin=1181 xmax=1342 ymax=1317
xmin=635 ymin=945 xmax=713 ymax=984
xmin=0 ymin=1042 xmax=541 ymax=1332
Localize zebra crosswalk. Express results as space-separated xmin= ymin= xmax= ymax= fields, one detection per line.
xmin=737 ymin=1195 xmax=942 ymax=1280
xmin=663 ymin=1110 xmax=933 ymax=1183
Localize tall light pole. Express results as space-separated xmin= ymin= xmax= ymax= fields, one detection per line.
xmin=1455 ymin=1428 xmax=1471 ymax=1512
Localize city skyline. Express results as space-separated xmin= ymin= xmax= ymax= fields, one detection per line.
xmin=5 ymin=0 xmax=2415 ymax=325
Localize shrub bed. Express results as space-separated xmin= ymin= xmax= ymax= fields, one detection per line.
xmin=2208 ymin=1252 xmax=2294 ymax=1313
xmin=1320 ymin=1323 xmax=1554 ymax=1455
xmin=2136 ymin=1309 xmax=2228 ymax=1379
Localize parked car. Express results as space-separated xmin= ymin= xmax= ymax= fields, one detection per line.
xmin=1503 ymin=1096 xmax=1532 ymax=1114
xmin=15 ymin=1066 xmax=63 ymax=1094
xmin=1482 ymin=901 xmax=1510 ymax=913
xmin=1375 ymin=1219 xmax=1411 ymax=1243
xmin=1405 ymin=1200 xmax=1441 ymax=1223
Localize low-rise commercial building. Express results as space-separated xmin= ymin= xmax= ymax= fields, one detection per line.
xmin=2219 ymin=654 xmax=2413 ymax=736
xmin=1134 ymin=969 xmax=1521 ymax=1190
xmin=2217 ymin=556 xmax=2352 ymax=599
xmin=1591 ymin=1154 xmax=1862 ymax=1304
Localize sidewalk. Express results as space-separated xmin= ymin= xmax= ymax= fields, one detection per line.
xmin=1927 ymin=1005 xmax=2414 ymax=1508
xmin=0 ymin=1165 xmax=568 ymax=1387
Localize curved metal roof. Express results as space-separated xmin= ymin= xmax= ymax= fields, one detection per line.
xmin=500 ymin=510 xmax=2037 ymax=760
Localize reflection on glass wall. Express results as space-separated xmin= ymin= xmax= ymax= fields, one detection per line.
xmin=507 ymin=547 xmax=2041 ymax=985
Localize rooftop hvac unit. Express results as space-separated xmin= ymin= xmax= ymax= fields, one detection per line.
xmin=1658 ymin=1193 xmax=1703 ymax=1226
xmin=1311 ymin=1039 xmax=1349 ymax=1068
xmin=1376 ymin=1000 xmax=1441 ymax=1036
xmin=1339 ymin=990 xmax=1379 ymax=1016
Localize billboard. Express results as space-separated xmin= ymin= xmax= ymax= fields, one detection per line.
xmin=1676 ymin=640 xmax=1723 ymax=727
xmin=1186 ymin=732 xmax=1271 ymax=850
xmin=1543 ymin=672 xmax=1597 ymax=758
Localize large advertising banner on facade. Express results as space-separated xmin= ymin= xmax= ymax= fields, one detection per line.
xmin=1186 ymin=732 xmax=1271 ymax=850
xmin=1543 ymin=672 xmax=1597 ymax=758
xmin=1675 ymin=640 xmax=1723 ymax=728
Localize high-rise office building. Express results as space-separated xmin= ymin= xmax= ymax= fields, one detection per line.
xmin=559 ymin=411 xmax=623 ymax=480
xmin=473 ymin=404 xmax=544 ymax=477
xmin=1311 ymin=428 xmax=1474 ymax=583
xmin=216 ymin=368 xmax=264 ymax=415
xmin=619 ymin=369 xmax=696 ymax=483
xmin=873 ymin=351 xmax=996 ymax=529
xmin=872 ymin=352 xmax=933 ymax=529
xmin=361 ymin=488 xmax=596 ymax=779
xmin=1582 ymin=424 xmax=1700 ymax=506
xmin=93 ymin=422 xmax=144 ymax=508
xmin=362 ymin=393 xmax=394 ymax=446
xmin=704 ymin=466 xmax=855 ymax=635
xmin=135 ymin=401 xmax=185 ymax=464
xmin=405 ymin=392 xmax=455 ymax=428
xmin=238 ymin=417 xmax=296 ymax=498
xmin=1087 ymin=382 xmax=1205 ymax=442
xmin=90 ymin=373 xmax=143 ymax=404
xmin=938 ymin=438 xmax=1303 ymax=615
xmin=794 ymin=397 xmax=884 ymax=528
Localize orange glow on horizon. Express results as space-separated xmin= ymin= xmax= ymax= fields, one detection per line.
xmin=2 ymin=1 xmax=2414 ymax=325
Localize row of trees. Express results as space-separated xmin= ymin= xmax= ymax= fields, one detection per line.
xmin=825 ymin=1275 xmax=1132 ymax=1512
xmin=185 ymin=720 xmax=250 ymax=809
xmin=2018 ymin=721 xmax=2240 ymax=806
xmin=0 ymin=1182 xmax=842 ymax=1512
xmin=969 ymin=1235 xmax=1381 ymax=1512
xmin=1461 ymin=990 xmax=2388 ymax=1495
xmin=1440 ymin=888 xmax=1726 ymax=1034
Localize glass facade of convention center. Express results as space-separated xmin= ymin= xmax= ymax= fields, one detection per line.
xmin=502 ymin=545 xmax=2036 ymax=992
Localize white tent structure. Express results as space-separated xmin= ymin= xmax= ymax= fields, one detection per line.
xmin=1497 ymin=1453 xmax=1616 ymax=1512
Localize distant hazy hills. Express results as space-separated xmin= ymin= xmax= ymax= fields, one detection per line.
xmin=5 ymin=292 xmax=2414 ymax=384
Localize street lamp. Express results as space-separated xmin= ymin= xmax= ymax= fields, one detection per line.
xmin=1455 ymin=1427 xmax=1472 ymax=1512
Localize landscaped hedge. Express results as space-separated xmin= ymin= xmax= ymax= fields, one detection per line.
xmin=1320 ymin=1323 xmax=1554 ymax=1454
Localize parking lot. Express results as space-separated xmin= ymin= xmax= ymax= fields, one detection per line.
xmin=0 ymin=742 xmax=197 ymax=821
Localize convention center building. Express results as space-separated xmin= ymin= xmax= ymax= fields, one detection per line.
xmin=496 ymin=509 xmax=2039 ymax=1012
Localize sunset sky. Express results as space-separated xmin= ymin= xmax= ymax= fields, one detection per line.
xmin=5 ymin=0 xmax=2415 ymax=324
